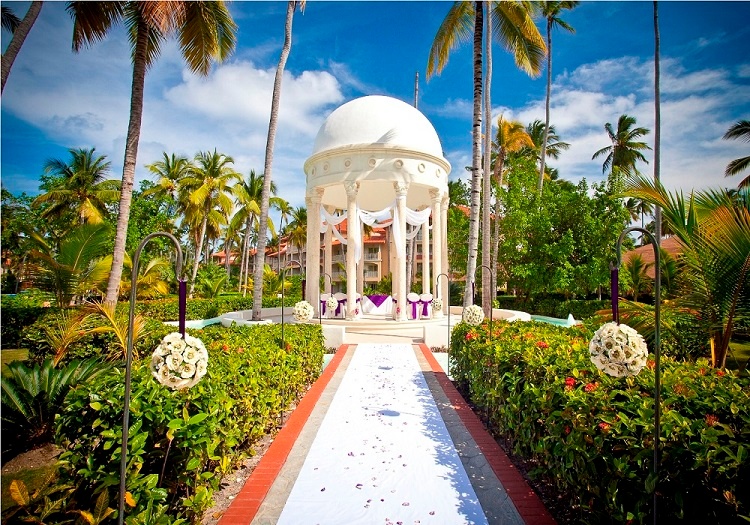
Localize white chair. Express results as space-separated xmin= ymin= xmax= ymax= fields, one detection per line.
xmin=334 ymin=292 xmax=347 ymax=318
xmin=406 ymin=292 xmax=420 ymax=320
xmin=419 ymin=293 xmax=433 ymax=319
xmin=320 ymin=293 xmax=332 ymax=318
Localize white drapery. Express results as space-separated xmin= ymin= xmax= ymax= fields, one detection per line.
xmin=319 ymin=202 xmax=432 ymax=261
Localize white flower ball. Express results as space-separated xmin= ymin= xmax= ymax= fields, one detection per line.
xmin=326 ymin=296 xmax=339 ymax=310
xmin=589 ymin=322 xmax=648 ymax=378
xmin=463 ymin=304 xmax=485 ymax=326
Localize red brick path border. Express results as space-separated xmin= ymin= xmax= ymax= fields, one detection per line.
xmin=418 ymin=343 xmax=557 ymax=525
xmin=218 ymin=345 xmax=352 ymax=525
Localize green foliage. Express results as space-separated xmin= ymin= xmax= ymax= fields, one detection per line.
xmin=496 ymin=157 xmax=631 ymax=299
xmin=1 ymin=358 xmax=113 ymax=458
xmin=55 ymin=323 xmax=324 ymax=522
xmin=496 ymin=295 xmax=609 ymax=320
xmin=451 ymin=320 xmax=750 ymax=523
xmin=0 ymin=291 xmax=54 ymax=348
xmin=194 ymin=263 xmax=227 ymax=298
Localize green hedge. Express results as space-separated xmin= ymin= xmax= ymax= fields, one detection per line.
xmin=54 ymin=323 xmax=324 ymax=523
xmin=1 ymin=292 xmax=55 ymax=349
xmin=451 ymin=320 xmax=750 ymax=524
xmin=496 ymin=295 xmax=609 ymax=320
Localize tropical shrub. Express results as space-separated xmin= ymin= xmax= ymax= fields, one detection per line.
xmin=1 ymin=296 xmax=52 ymax=349
xmin=451 ymin=320 xmax=750 ymax=524
xmin=53 ymin=324 xmax=324 ymax=522
xmin=1 ymin=358 xmax=112 ymax=459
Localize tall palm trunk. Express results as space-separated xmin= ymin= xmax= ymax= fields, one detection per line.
xmin=239 ymin=215 xmax=251 ymax=293
xmin=481 ymin=2 xmax=492 ymax=314
xmin=537 ymin=15 xmax=553 ymax=194
xmin=252 ymin=1 xmax=295 ymax=320
xmin=189 ymin=212 xmax=209 ymax=296
xmin=653 ymin=0 xmax=661 ymax=246
xmin=105 ymin=18 xmax=148 ymax=304
xmin=464 ymin=1 xmax=483 ymax=308
xmin=1 ymin=1 xmax=42 ymax=94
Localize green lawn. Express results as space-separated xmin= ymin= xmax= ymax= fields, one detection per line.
xmin=727 ymin=340 xmax=750 ymax=375
xmin=1 ymin=349 xmax=28 ymax=376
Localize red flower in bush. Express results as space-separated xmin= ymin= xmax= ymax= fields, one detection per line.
xmin=465 ymin=332 xmax=477 ymax=341
xmin=565 ymin=377 xmax=576 ymax=388
xmin=705 ymin=414 xmax=719 ymax=427
xmin=647 ymin=359 xmax=656 ymax=370
xmin=598 ymin=422 xmax=611 ymax=432
xmin=584 ymin=382 xmax=598 ymax=393
xmin=222 ymin=344 xmax=229 ymax=352
xmin=237 ymin=347 xmax=244 ymax=353
xmin=717 ymin=369 xmax=725 ymax=377
xmin=564 ymin=426 xmax=571 ymax=435
xmin=536 ymin=341 xmax=549 ymax=349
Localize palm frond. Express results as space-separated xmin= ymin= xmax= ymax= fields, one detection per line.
xmin=427 ymin=2 xmax=474 ymax=78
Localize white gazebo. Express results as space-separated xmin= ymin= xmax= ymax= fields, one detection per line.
xmin=303 ymin=95 xmax=451 ymax=321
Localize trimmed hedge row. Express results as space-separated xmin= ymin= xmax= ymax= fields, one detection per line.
xmin=496 ymin=295 xmax=609 ymax=320
xmin=451 ymin=320 xmax=750 ymax=524
xmin=55 ymin=323 xmax=324 ymax=523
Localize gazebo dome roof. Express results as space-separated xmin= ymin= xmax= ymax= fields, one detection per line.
xmin=311 ymin=95 xmax=444 ymax=158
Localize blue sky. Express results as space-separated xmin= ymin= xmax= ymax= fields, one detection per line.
xmin=2 ymin=1 xmax=749 ymax=213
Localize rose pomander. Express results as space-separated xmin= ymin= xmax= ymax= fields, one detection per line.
xmin=589 ymin=322 xmax=648 ymax=378
xmin=325 ymin=296 xmax=339 ymax=311
xmin=432 ymin=298 xmax=443 ymax=312
xmin=151 ymin=332 xmax=208 ymax=390
xmin=462 ymin=304 xmax=484 ymax=326
xmin=293 ymin=300 xmax=314 ymax=322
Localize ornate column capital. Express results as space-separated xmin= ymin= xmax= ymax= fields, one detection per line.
xmin=393 ymin=181 xmax=409 ymax=198
xmin=308 ymin=187 xmax=324 ymax=205
xmin=344 ymin=181 xmax=360 ymax=198
xmin=429 ymin=188 xmax=443 ymax=203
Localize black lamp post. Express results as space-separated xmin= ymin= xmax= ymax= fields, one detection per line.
xmin=435 ymin=271 xmax=451 ymax=353
xmin=613 ymin=226 xmax=661 ymax=525
xmin=319 ymin=272 xmax=332 ymax=324
xmin=119 ymin=232 xmax=184 ymax=525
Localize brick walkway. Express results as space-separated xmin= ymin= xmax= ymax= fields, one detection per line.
xmin=218 ymin=344 xmax=556 ymax=525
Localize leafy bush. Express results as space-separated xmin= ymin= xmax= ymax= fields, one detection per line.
xmin=495 ymin=295 xmax=608 ymax=320
xmin=1 ymin=358 xmax=113 ymax=459
xmin=451 ymin=320 xmax=750 ymax=524
xmin=1 ymin=292 xmax=55 ymax=349
xmin=54 ymin=323 xmax=324 ymax=522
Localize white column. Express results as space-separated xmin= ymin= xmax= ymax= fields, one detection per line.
xmin=305 ymin=189 xmax=323 ymax=316
xmin=421 ymin=211 xmax=431 ymax=295
xmin=430 ymin=189 xmax=443 ymax=310
xmin=358 ymin=221 xmax=365 ymax=298
xmin=324 ymin=206 xmax=333 ymax=294
xmin=441 ymin=194 xmax=450 ymax=313
xmin=345 ymin=181 xmax=360 ymax=320
xmin=394 ymin=181 xmax=409 ymax=321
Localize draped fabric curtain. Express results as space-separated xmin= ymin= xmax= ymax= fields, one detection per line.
xmin=319 ymin=202 xmax=432 ymax=261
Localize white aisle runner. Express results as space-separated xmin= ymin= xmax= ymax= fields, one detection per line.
xmin=277 ymin=343 xmax=488 ymax=525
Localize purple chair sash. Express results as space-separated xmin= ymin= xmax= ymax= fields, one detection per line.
xmin=420 ymin=299 xmax=431 ymax=317
xmin=336 ymin=298 xmax=347 ymax=317
xmin=320 ymin=299 xmax=326 ymax=315
xmin=407 ymin=298 xmax=419 ymax=319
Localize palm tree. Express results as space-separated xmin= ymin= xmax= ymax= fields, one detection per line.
xmin=624 ymin=253 xmax=651 ymax=302
xmin=233 ymin=170 xmax=278 ymax=294
xmin=427 ymin=1 xmax=545 ymax=307
xmin=274 ymin=198 xmax=294 ymax=270
xmin=181 ymin=150 xmax=241 ymax=295
xmin=538 ymin=1 xmax=578 ymax=194
xmin=1 ymin=1 xmax=43 ymax=94
xmin=723 ymin=120 xmax=750 ymax=188
xmin=252 ymin=1 xmax=304 ymax=321
xmin=83 ymin=2 xmax=237 ymax=305
xmin=32 ymin=148 xmax=120 ymax=226
xmin=592 ymin=114 xmax=651 ymax=178
xmin=144 ymin=152 xmax=192 ymax=219
xmin=27 ymin=223 xmax=112 ymax=307
xmin=286 ymin=206 xmax=308 ymax=272
xmin=491 ymin=116 xmax=534 ymax=268
xmin=624 ymin=197 xmax=654 ymax=230
xmin=525 ymin=119 xmax=570 ymax=177
xmin=625 ymin=174 xmax=750 ymax=368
